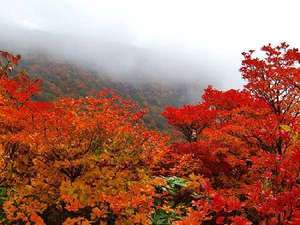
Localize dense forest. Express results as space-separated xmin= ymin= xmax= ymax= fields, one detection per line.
xmin=0 ymin=43 xmax=299 ymax=225
xmin=16 ymin=54 xmax=200 ymax=131
xmin=18 ymin=54 xmax=198 ymax=130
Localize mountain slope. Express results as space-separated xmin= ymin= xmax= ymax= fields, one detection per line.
xmin=18 ymin=54 xmax=200 ymax=130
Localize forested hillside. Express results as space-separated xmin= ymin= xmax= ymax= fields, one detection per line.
xmin=17 ymin=54 xmax=199 ymax=130
xmin=0 ymin=43 xmax=299 ymax=225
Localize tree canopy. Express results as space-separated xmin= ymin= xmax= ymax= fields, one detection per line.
xmin=0 ymin=43 xmax=299 ymax=225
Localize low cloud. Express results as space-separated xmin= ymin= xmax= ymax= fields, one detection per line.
xmin=0 ymin=0 xmax=299 ymax=90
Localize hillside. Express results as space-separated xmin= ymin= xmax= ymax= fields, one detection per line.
xmin=1 ymin=44 xmax=299 ymax=225
xmin=18 ymin=54 xmax=200 ymax=130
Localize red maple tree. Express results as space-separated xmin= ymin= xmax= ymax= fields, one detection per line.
xmin=162 ymin=43 xmax=300 ymax=225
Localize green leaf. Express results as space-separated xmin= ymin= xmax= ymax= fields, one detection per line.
xmin=167 ymin=177 xmax=187 ymax=189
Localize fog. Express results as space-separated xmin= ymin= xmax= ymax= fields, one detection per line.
xmin=0 ymin=0 xmax=299 ymax=90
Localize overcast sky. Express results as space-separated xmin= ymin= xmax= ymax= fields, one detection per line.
xmin=0 ymin=0 xmax=299 ymax=89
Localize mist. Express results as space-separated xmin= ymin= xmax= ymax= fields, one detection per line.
xmin=0 ymin=0 xmax=299 ymax=90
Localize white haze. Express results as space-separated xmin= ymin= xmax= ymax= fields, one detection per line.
xmin=0 ymin=0 xmax=299 ymax=90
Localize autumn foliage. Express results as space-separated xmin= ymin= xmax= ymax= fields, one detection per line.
xmin=0 ymin=43 xmax=299 ymax=225
xmin=161 ymin=43 xmax=300 ymax=224
xmin=0 ymin=50 xmax=168 ymax=224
